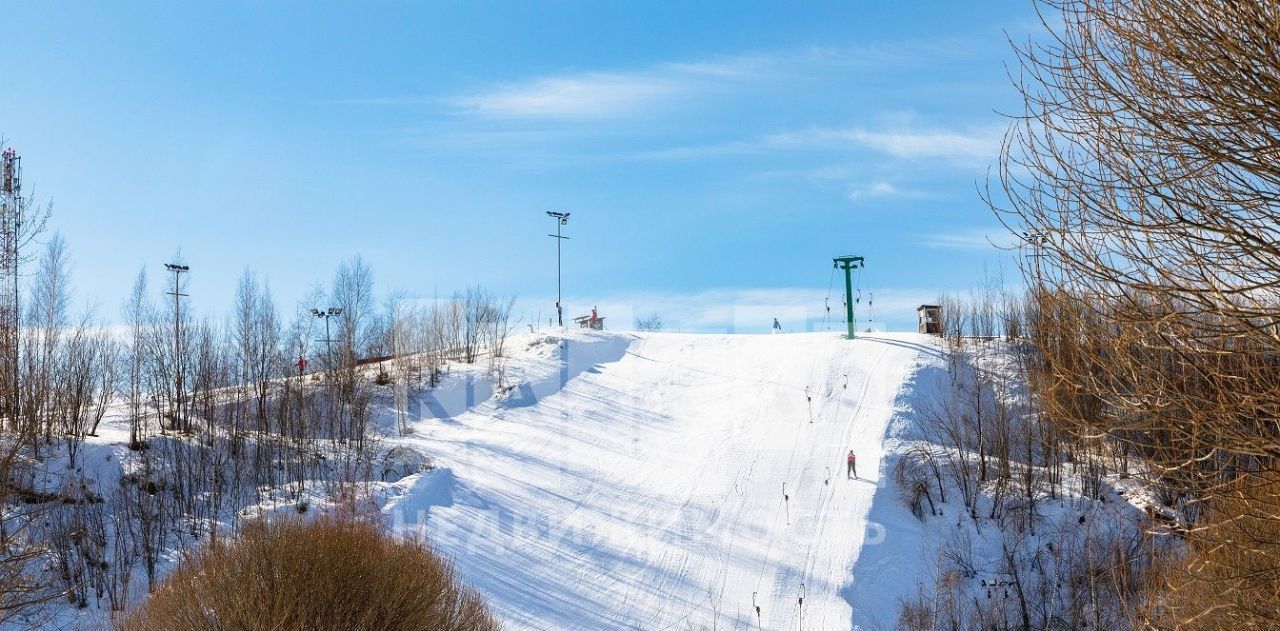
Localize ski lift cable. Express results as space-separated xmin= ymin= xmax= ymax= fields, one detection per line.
xmin=794 ymin=348 xmax=887 ymax=621
xmin=824 ymin=265 xmax=836 ymax=330
xmin=753 ymin=481 xmax=789 ymax=593
xmin=754 ymin=442 xmax=800 ymax=594
xmin=863 ymin=263 xmax=874 ymax=325
xmin=798 ymin=582 xmax=806 ymax=631
xmin=747 ymin=345 xmax=883 ymax=628
xmin=754 ymin=370 xmax=820 ymax=603
xmin=855 ymin=261 xmax=866 ymax=308
xmin=622 ymin=346 xmax=847 ymax=580
xmin=846 ymin=259 xmax=871 ymax=329
xmin=806 ymin=346 xmax=893 ymax=630
xmin=794 ymin=358 xmax=850 ymax=608
xmin=753 ymin=369 xmax=847 ymax=623
xmin=620 ymin=351 xmax=848 ymax=613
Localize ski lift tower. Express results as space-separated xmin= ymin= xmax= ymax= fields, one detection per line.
xmin=833 ymin=255 xmax=864 ymax=339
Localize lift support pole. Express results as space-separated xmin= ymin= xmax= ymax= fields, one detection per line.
xmin=833 ymin=255 xmax=865 ymax=339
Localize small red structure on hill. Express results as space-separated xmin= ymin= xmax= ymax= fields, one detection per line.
xmin=574 ymin=306 xmax=605 ymax=330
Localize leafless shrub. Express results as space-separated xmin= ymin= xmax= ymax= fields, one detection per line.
xmin=894 ymin=451 xmax=937 ymax=520
xmin=118 ymin=517 xmax=500 ymax=631
xmin=43 ymin=485 xmax=108 ymax=610
xmin=895 ymin=586 xmax=936 ymax=631
xmin=990 ymin=0 xmax=1280 ymax=622
xmin=636 ymin=313 xmax=663 ymax=332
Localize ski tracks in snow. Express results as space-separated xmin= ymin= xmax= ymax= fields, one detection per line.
xmin=383 ymin=331 xmax=928 ymax=630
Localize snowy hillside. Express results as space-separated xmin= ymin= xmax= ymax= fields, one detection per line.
xmin=374 ymin=330 xmax=940 ymax=630
xmin=25 ymin=326 xmax=1148 ymax=630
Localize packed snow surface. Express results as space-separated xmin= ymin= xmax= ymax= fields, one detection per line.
xmin=381 ymin=330 xmax=934 ymax=630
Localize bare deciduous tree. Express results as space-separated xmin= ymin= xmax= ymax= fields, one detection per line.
xmin=993 ymin=0 xmax=1280 ymax=625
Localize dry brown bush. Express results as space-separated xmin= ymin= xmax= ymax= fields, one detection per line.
xmin=119 ymin=516 xmax=500 ymax=631
xmin=995 ymin=0 xmax=1280 ymax=625
xmin=1150 ymin=478 xmax=1280 ymax=630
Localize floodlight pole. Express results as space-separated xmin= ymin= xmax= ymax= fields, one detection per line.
xmin=311 ymin=307 xmax=342 ymax=366
xmin=547 ymin=211 xmax=570 ymax=327
xmin=1022 ymin=231 xmax=1048 ymax=290
xmin=164 ymin=263 xmax=189 ymax=431
xmin=833 ymin=256 xmax=865 ymax=340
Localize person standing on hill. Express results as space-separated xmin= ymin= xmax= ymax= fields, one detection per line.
xmin=847 ymin=450 xmax=857 ymax=478
xmin=772 ymin=318 xmax=782 ymax=333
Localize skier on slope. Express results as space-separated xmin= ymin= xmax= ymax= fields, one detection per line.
xmin=772 ymin=318 xmax=782 ymax=333
xmin=847 ymin=450 xmax=857 ymax=478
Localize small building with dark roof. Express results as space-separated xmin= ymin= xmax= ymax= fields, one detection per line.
xmin=917 ymin=304 xmax=942 ymax=336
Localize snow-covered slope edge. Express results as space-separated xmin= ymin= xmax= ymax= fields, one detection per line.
xmin=846 ymin=337 xmax=1152 ymax=630
xmin=843 ymin=337 xmax=951 ymax=629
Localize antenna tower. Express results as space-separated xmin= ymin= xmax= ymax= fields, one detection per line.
xmin=1 ymin=148 xmax=21 ymax=429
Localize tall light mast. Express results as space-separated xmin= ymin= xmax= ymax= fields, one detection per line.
xmin=547 ymin=211 xmax=570 ymax=326
xmin=164 ymin=262 xmax=190 ymax=431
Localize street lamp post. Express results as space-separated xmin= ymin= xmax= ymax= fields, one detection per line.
xmin=547 ymin=211 xmax=570 ymax=327
xmin=311 ymin=307 xmax=343 ymax=366
xmin=164 ymin=263 xmax=189 ymax=431
xmin=1022 ymin=231 xmax=1049 ymax=289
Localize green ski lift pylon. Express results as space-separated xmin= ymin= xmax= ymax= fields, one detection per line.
xmin=833 ymin=255 xmax=865 ymax=339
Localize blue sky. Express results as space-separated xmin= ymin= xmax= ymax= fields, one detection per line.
xmin=0 ymin=1 xmax=1040 ymax=332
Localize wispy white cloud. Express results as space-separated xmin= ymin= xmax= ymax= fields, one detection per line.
xmin=636 ymin=121 xmax=1005 ymax=165
xmin=450 ymin=73 xmax=689 ymax=120
xmin=922 ymin=227 xmax=1017 ymax=251
xmin=443 ymin=40 xmax=987 ymax=121
xmin=446 ymin=53 xmax=787 ymax=120
xmin=855 ymin=181 xmax=899 ymax=198
xmin=632 ymin=140 xmax=764 ymax=161
xmin=320 ymin=96 xmax=437 ymax=106
xmin=846 ymin=128 xmax=1000 ymax=161
xmin=847 ymin=180 xmax=937 ymax=202
xmin=765 ymin=123 xmax=1003 ymax=162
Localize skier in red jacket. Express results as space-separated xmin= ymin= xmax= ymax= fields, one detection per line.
xmin=847 ymin=450 xmax=857 ymax=479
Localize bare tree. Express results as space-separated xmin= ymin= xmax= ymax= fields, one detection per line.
xmin=123 ymin=267 xmax=153 ymax=450
xmin=56 ymin=317 xmax=114 ymax=469
xmin=232 ymin=269 xmax=281 ymax=431
xmin=332 ymin=255 xmax=374 ymax=363
xmin=993 ymin=0 xmax=1280 ymax=625
xmin=23 ymin=234 xmax=71 ymax=447
xmin=383 ymin=291 xmax=413 ymax=436
xmin=636 ymin=313 xmax=663 ymax=332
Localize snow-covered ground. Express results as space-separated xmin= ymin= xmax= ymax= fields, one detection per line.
xmin=376 ymin=329 xmax=939 ymax=630
xmin=38 ymin=327 xmax=1144 ymax=630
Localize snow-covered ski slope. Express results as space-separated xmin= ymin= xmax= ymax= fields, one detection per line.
xmin=381 ymin=330 xmax=937 ymax=630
